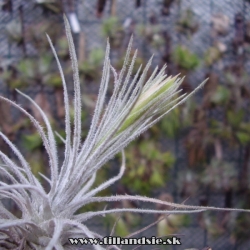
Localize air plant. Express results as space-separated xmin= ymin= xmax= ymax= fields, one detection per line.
xmin=0 ymin=16 xmax=249 ymax=250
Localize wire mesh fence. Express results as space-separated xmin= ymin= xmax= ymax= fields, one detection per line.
xmin=0 ymin=0 xmax=250 ymax=249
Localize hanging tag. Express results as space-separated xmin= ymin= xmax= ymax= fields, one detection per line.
xmin=67 ymin=12 xmax=80 ymax=33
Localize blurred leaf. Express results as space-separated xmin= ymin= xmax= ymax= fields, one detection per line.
xmin=204 ymin=46 xmax=222 ymax=66
xmin=6 ymin=19 xmax=22 ymax=44
xmin=114 ymin=217 xmax=129 ymax=237
xmin=232 ymin=209 xmax=250 ymax=242
xmin=2 ymin=66 xmax=28 ymax=89
xmin=236 ymin=131 xmax=250 ymax=145
xmin=157 ymin=214 xmax=188 ymax=237
xmin=202 ymin=159 xmax=237 ymax=191
xmin=210 ymin=85 xmax=230 ymax=105
xmin=202 ymin=213 xmax=225 ymax=238
xmin=28 ymin=21 xmax=62 ymax=52
xmin=47 ymin=73 xmax=62 ymax=87
xmin=27 ymin=151 xmax=45 ymax=181
xmin=227 ymin=109 xmax=244 ymax=128
xmin=139 ymin=141 xmax=159 ymax=159
xmin=79 ymin=48 xmax=105 ymax=80
xmin=137 ymin=24 xmax=164 ymax=49
xmin=101 ymin=17 xmax=124 ymax=48
xmin=17 ymin=59 xmax=35 ymax=79
xmin=176 ymin=8 xmax=199 ymax=36
xmin=150 ymin=170 xmax=164 ymax=186
xmin=101 ymin=16 xmax=120 ymax=38
xmin=172 ymin=45 xmax=199 ymax=70
xmin=136 ymin=165 xmax=145 ymax=177
xmin=163 ymin=152 xmax=175 ymax=166
xmin=209 ymin=119 xmax=232 ymax=141
xmin=122 ymin=139 xmax=174 ymax=195
xmin=88 ymin=48 xmax=105 ymax=66
xmin=22 ymin=133 xmax=43 ymax=151
xmin=32 ymin=92 xmax=54 ymax=125
xmin=160 ymin=107 xmax=181 ymax=138
xmin=181 ymin=99 xmax=196 ymax=126
xmin=57 ymin=36 xmax=69 ymax=59
xmin=239 ymin=122 xmax=250 ymax=133
xmin=38 ymin=55 xmax=52 ymax=75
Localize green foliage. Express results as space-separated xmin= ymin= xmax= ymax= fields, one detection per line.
xmin=17 ymin=59 xmax=36 ymax=79
xmin=14 ymin=55 xmax=56 ymax=86
xmin=27 ymin=151 xmax=46 ymax=181
xmin=122 ymin=140 xmax=175 ymax=195
xmin=47 ymin=73 xmax=63 ymax=87
xmin=204 ymin=46 xmax=222 ymax=66
xmin=202 ymin=159 xmax=237 ymax=191
xmin=101 ymin=17 xmax=120 ymax=38
xmin=210 ymin=85 xmax=230 ymax=105
xmin=209 ymin=119 xmax=231 ymax=140
xmin=136 ymin=24 xmax=165 ymax=49
xmin=113 ymin=218 xmax=129 ymax=237
xmin=159 ymin=107 xmax=181 ymax=138
xmin=202 ymin=213 xmax=225 ymax=238
xmin=79 ymin=48 xmax=105 ymax=80
xmin=236 ymin=131 xmax=250 ymax=145
xmin=103 ymin=212 xmax=142 ymax=237
xmin=226 ymin=109 xmax=244 ymax=128
xmin=22 ymin=132 xmax=43 ymax=151
xmin=176 ymin=8 xmax=199 ymax=36
xmin=157 ymin=214 xmax=190 ymax=237
xmin=233 ymin=212 xmax=250 ymax=241
xmin=172 ymin=45 xmax=199 ymax=70
xmin=2 ymin=70 xmax=27 ymax=90
xmin=101 ymin=17 xmax=124 ymax=48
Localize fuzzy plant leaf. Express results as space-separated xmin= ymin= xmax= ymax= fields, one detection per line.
xmin=0 ymin=15 xmax=249 ymax=250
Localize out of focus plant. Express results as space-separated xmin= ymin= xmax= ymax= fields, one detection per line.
xmin=172 ymin=45 xmax=200 ymax=71
xmin=176 ymin=8 xmax=199 ymax=37
xmin=101 ymin=16 xmax=124 ymax=48
xmin=79 ymin=48 xmax=105 ymax=81
xmin=5 ymin=19 xmax=23 ymax=45
xmin=122 ymin=140 xmax=175 ymax=195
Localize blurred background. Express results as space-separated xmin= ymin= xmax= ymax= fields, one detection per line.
xmin=0 ymin=0 xmax=250 ymax=249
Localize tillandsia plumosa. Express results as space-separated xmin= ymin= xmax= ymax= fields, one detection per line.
xmin=0 ymin=15 xmax=249 ymax=250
